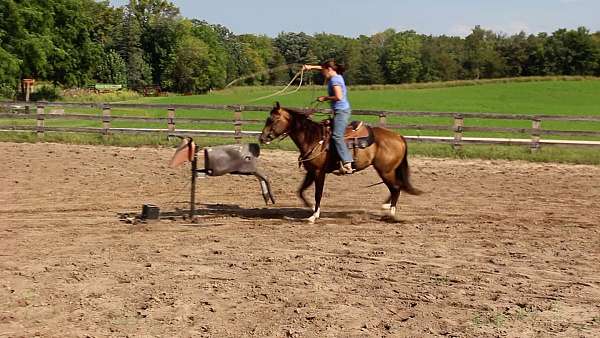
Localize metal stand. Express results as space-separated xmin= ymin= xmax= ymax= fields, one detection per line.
xmin=190 ymin=149 xmax=198 ymax=221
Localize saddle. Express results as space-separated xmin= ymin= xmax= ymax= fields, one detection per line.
xmin=322 ymin=119 xmax=375 ymax=158
xmin=344 ymin=121 xmax=373 ymax=149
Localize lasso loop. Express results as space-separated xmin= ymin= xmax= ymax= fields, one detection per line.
xmin=249 ymin=68 xmax=305 ymax=103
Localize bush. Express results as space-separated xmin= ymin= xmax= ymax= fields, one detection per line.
xmin=0 ymin=83 xmax=17 ymax=99
xmin=60 ymin=88 xmax=142 ymax=102
xmin=30 ymin=85 xmax=62 ymax=101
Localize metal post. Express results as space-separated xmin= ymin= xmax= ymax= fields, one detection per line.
xmin=190 ymin=150 xmax=197 ymax=222
xmin=453 ymin=114 xmax=464 ymax=150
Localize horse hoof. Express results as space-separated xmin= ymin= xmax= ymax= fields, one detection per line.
xmin=381 ymin=203 xmax=392 ymax=210
xmin=389 ymin=206 xmax=396 ymax=217
xmin=306 ymin=216 xmax=317 ymax=224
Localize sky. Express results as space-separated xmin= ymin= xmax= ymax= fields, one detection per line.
xmin=110 ymin=0 xmax=600 ymax=37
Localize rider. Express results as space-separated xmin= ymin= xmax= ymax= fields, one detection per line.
xmin=303 ymin=60 xmax=354 ymax=174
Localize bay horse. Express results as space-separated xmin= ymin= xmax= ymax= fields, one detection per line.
xmin=259 ymin=102 xmax=421 ymax=223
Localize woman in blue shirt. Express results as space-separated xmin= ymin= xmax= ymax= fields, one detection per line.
xmin=303 ymin=60 xmax=354 ymax=174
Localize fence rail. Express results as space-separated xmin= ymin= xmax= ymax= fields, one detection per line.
xmin=1 ymin=101 xmax=600 ymax=149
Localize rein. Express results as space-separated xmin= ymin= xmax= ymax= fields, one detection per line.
xmin=292 ymin=113 xmax=330 ymax=164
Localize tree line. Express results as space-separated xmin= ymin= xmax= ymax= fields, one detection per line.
xmin=1 ymin=0 xmax=600 ymax=98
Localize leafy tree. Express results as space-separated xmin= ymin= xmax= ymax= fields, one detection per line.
xmin=267 ymin=51 xmax=288 ymax=85
xmin=522 ymin=33 xmax=549 ymax=76
xmin=464 ymin=26 xmax=506 ymax=79
xmin=120 ymin=3 xmax=152 ymax=89
xmin=545 ymin=27 xmax=599 ymax=75
xmin=383 ymin=31 xmax=423 ymax=83
xmin=0 ymin=1 xmax=52 ymax=80
xmin=419 ymin=35 xmax=464 ymax=82
xmin=495 ymin=32 xmax=529 ymax=77
xmin=208 ymin=24 xmax=252 ymax=84
xmin=593 ymin=32 xmax=600 ymax=75
xmin=0 ymin=46 xmax=21 ymax=98
xmin=352 ymin=36 xmax=384 ymax=85
xmin=339 ymin=38 xmax=362 ymax=84
xmin=238 ymin=34 xmax=278 ymax=85
xmin=3 ymin=0 xmax=600 ymax=95
xmin=162 ymin=35 xmax=211 ymax=93
xmin=189 ymin=20 xmax=228 ymax=88
xmin=115 ymin=0 xmax=181 ymax=87
xmin=144 ymin=16 xmax=184 ymax=85
xmin=95 ymin=50 xmax=127 ymax=85
xmin=311 ymin=33 xmax=348 ymax=62
xmin=274 ymin=32 xmax=317 ymax=70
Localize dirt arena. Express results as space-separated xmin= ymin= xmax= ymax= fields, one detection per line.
xmin=1 ymin=142 xmax=599 ymax=337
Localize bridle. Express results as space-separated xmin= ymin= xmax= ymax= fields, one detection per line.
xmin=263 ymin=114 xmax=290 ymax=144
xmin=264 ymin=109 xmax=329 ymax=164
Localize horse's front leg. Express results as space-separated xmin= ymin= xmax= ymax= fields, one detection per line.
xmin=298 ymin=171 xmax=315 ymax=209
xmin=307 ymin=171 xmax=326 ymax=224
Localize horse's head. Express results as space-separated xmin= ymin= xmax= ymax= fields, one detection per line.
xmin=259 ymin=102 xmax=293 ymax=144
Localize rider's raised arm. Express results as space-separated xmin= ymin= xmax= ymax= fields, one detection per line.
xmin=302 ymin=64 xmax=323 ymax=71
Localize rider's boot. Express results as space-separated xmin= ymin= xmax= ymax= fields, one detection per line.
xmin=334 ymin=161 xmax=355 ymax=175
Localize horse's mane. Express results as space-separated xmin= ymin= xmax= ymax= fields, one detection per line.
xmin=283 ymin=107 xmax=313 ymax=117
xmin=282 ymin=107 xmax=325 ymax=142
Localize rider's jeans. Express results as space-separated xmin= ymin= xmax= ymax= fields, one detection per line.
xmin=332 ymin=108 xmax=353 ymax=164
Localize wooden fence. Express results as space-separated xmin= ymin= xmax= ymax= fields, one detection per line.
xmin=1 ymin=101 xmax=600 ymax=149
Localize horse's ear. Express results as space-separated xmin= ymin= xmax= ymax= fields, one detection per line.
xmin=275 ymin=101 xmax=280 ymax=109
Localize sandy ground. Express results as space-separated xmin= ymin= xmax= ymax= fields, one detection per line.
xmin=0 ymin=141 xmax=599 ymax=338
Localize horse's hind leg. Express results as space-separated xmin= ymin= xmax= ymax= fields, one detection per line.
xmin=385 ymin=185 xmax=401 ymax=217
xmin=376 ymin=169 xmax=401 ymax=217
xmin=298 ymin=171 xmax=315 ymax=209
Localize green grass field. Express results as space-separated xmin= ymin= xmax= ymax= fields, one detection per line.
xmin=134 ymin=79 xmax=600 ymax=116
xmin=130 ymin=79 xmax=600 ymax=140
xmin=2 ymin=78 xmax=600 ymax=164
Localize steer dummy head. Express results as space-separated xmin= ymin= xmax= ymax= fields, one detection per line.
xmin=169 ymin=137 xmax=197 ymax=168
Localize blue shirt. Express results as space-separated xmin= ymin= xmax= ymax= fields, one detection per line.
xmin=327 ymin=74 xmax=350 ymax=110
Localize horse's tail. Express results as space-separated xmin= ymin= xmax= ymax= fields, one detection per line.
xmin=396 ymin=136 xmax=422 ymax=195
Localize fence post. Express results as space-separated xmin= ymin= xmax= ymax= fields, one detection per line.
xmin=378 ymin=112 xmax=387 ymax=127
xmin=102 ymin=104 xmax=111 ymax=137
xmin=531 ymin=117 xmax=541 ymax=152
xmin=36 ymin=101 xmax=46 ymax=137
xmin=453 ymin=114 xmax=464 ymax=150
xmin=167 ymin=107 xmax=176 ymax=137
xmin=234 ymin=105 xmax=243 ymax=143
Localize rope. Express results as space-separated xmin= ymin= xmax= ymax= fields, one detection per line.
xmin=298 ymin=140 xmax=327 ymax=163
xmin=248 ymin=68 xmax=304 ymax=103
xmin=224 ymin=64 xmax=299 ymax=89
xmin=280 ymin=67 xmax=304 ymax=96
